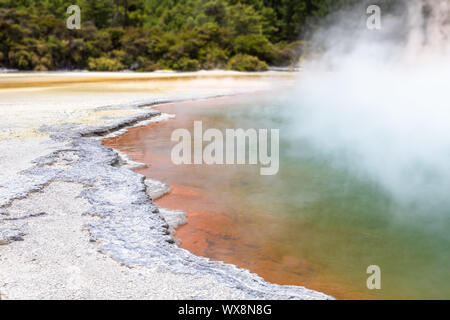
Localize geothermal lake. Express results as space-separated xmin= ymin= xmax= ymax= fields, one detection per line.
xmin=104 ymin=93 xmax=450 ymax=299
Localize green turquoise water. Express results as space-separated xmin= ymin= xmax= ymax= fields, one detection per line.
xmin=108 ymin=93 xmax=450 ymax=299
xmin=195 ymin=94 xmax=450 ymax=299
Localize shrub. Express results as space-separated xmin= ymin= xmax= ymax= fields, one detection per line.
xmin=87 ymin=56 xmax=124 ymax=71
xmin=8 ymin=49 xmax=38 ymax=70
xmin=138 ymin=60 xmax=160 ymax=72
xmin=39 ymin=55 xmax=52 ymax=69
xmin=174 ymin=57 xmax=200 ymax=71
xmin=34 ymin=64 xmax=48 ymax=71
xmin=226 ymin=54 xmax=267 ymax=72
xmin=109 ymin=28 xmax=125 ymax=49
xmin=201 ymin=46 xmax=227 ymax=69
xmin=234 ymin=34 xmax=274 ymax=62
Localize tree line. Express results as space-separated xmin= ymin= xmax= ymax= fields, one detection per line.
xmin=0 ymin=0 xmax=361 ymax=72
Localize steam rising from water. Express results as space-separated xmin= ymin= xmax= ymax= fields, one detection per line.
xmin=290 ymin=0 xmax=450 ymax=208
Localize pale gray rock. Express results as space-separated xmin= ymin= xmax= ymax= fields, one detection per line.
xmin=0 ymin=228 xmax=24 ymax=245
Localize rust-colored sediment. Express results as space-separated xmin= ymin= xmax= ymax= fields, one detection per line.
xmin=156 ymin=187 xmax=368 ymax=299
xmin=103 ymin=99 xmax=370 ymax=300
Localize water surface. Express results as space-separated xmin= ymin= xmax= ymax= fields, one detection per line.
xmin=104 ymin=93 xmax=450 ymax=299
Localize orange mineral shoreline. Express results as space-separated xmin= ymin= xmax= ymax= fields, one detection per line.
xmin=103 ymin=97 xmax=371 ymax=300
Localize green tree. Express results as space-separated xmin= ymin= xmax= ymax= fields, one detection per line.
xmin=80 ymin=0 xmax=114 ymax=28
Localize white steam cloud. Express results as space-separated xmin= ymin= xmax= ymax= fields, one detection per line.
xmin=289 ymin=0 xmax=450 ymax=208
